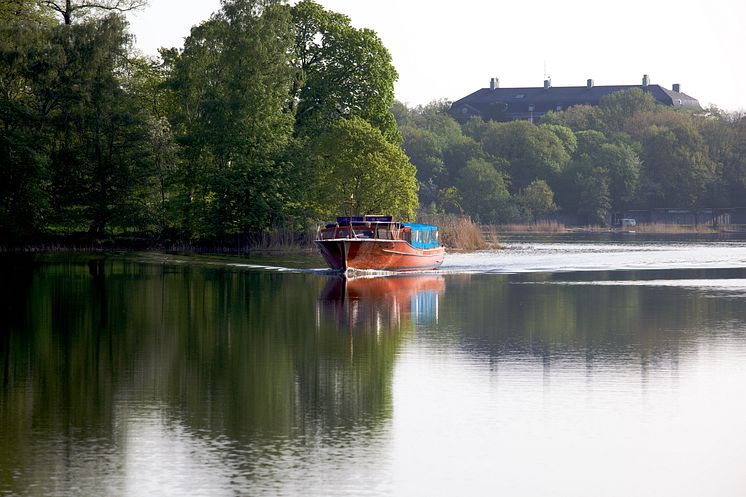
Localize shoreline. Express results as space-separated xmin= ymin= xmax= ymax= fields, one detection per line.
xmin=3 ymin=227 xmax=746 ymax=256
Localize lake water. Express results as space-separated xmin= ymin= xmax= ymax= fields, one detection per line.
xmin=2 ymin=238 xmax=746 ymax=496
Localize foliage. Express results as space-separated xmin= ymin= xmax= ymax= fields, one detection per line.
xmin=1 ymin=0 xmax=412 ymax=243
xmin=165 ymin=0 xmax=296 ymax=238
xmin=456 ymin=158 xmax=511 ymax=224
xmin=3 ymin=0 xmax=746 ymax=243
xmin=639 ymin=122 xmax=715 ymax=208
xmin=479 ymin=120 xmax=571 ymax=192
xmin=307 ymin=117 xmax=418 ymax=220
xmin=519 ymin=180 xmax=557 ymax=222
xmin=291 ymin=0 xmax=399 ymax=142
xmin=39 ymin=0 xmax=147 ymax=25
xmin=0 ymin=8 xmax=160 ymax=237
xmin=599 ymin=88 xmax=657 ymax=133
xmin=396 ymin=86 xmax=743 ymax=227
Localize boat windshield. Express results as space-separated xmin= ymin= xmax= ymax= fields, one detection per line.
xmin=402 ymin=223 xmax=440 ymax=249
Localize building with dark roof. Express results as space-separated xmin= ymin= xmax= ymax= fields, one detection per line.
xmin=450 ymin=75 xmax=702 ymax=123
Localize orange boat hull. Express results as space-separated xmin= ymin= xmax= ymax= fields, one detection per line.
xmin=315 ymin=239 xmax=445 ymax=272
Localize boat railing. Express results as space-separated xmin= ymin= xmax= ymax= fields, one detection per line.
xmin=316 ymin=220 xmax=441 ymax=247
xmin=317 ymin=221 xmax=404 ymax=241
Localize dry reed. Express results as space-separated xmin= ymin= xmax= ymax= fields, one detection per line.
xmin=496 ymin=220 xmax=567 ymax=233
xmin=630 ymin=223 xmax=717 ymax=234
xmin=420 ymin=214 xmax=489 ymax=250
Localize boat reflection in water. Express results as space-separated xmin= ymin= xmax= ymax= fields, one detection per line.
xmin=317 ymin=275 xmax=445 ymax=338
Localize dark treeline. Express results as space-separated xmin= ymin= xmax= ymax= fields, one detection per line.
xmin=0 ymin=0 xmax=418 ymax=243
xmin=395 ymin=92 xmax=746 ymax=225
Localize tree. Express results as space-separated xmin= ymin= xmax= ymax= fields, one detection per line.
xmin=519 ymin=180 xmax=556 ymax=222
xmin=456 ymin=158 xmax=511 ymax=224
xmin=0 ymin=7 xmax=161 ymax=237
xmin=307 ymin=117 xmax=418 ymax=220
xmin=599 ymin=141 xmax=640 ymax=211
xmin=542 ymin=104 xmax=604 ymax=132
xmin=0 ymin=127 xmax=50 ymax=239
xmin=600 ymin=88 xmax=657 ymax=133
xmin=48 ymin=15 xmax=157 ymax=235
xmin=461 ymin=116 xmax=489 ymax=141
xmin=640 ymin=121 xmax=716 ymax=208
xmin=479 ymin=120 xmax=570 ymax=192
xmin=39 ymin=0 xmax=147 ymax=25
xmin=400 ymin=126 xmax=444 ymax=182
xmin=166 ymin=0 xmax=296 ymax=237
xmin=555 ymin=130 xmax=611 ymax=224
xmin=442 ymin=136 xmax=485 ymax=183
xmin=575 ymin=173 xmax=610 ymax=225
xmin=291 ymin=0 xmax=399 ymax=142
xmin=0 ymin=1 xmax=54 ymax=239
xmin=400 ymin=126 xmax=445 ymax=207
xmin=542 ymin=123 xmax=577 ymax=157
xmin=1 ymin=0 xmax=53 ymax=24
xmin=719 ymin=118 xmax=746 ymax=205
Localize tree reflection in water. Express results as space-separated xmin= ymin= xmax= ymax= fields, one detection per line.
xmin=3 ymin=255 xmax=746 ymax=496
xmin=0 ymin=256 xmax=445 ymax=496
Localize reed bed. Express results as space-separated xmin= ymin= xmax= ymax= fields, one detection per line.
xmin=251 ymin=224 xmax=316 ymax=250
xmin=419 ymin=214 xmax=490 ymax=250
xmin=630 ymin=223 xmax=718 ymax=233
xmin=496 ymin=220 xmax=567 ymax=233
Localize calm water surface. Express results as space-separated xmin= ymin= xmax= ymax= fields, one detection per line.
xmin=2 ymin=239 xmax=746 ymax=496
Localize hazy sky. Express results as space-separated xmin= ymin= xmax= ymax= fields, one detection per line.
xmin=128 ymin=0 xmax=746 ymax=111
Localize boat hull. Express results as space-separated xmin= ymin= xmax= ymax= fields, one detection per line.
xmin=315 ymin=239 xmax=445 ymax=272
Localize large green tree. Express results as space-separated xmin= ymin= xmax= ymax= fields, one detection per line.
xmin=456 ymin=158 xmax=511 ymax=224
xmin=640 ymin=122 xmax=715 ymax=208
xmin=0 ymin=1 xmax=53 ymax=238
xmin=166 ymin=0 xmax=296 ymax=238
xmin=480 ymin=120 xmax=571 ymax=192
xmin=42 ymin=15 xmax=158 ymax=235
xmin=720 ymin=118 xmax=746 ymax=205
xmin=39 ymin=0 xmax=147 ymax=25
xmin=307 ymin=117 xmax=418 ymax=220
xmin=519 ymin=179 xmax=557 ymax=222
xmin=291 ymin=0 xmax=399 ymax=142
xmin=400 ymin=126 xmax=445 ymax=208
xmin=630 ymin=110 xmax=715 ymax=208
xmin=1 ymin=3 xmax=159 ymax=237
xmin=600 ymin=88 xmax=657 ymax=133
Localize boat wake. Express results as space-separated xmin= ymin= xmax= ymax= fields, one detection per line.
xmin=142 ymin=241 xmax=746 ymax=278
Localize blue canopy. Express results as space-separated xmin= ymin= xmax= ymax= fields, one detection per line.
xmin=403 ymin=223 xmax=440 ymax=249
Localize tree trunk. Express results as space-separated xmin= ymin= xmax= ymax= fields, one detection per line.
xmin=64 ymin=0 xmax=72 ymax=24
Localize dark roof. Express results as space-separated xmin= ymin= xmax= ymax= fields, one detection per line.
xmin=450 ymin=84 xmax=702 ymax=122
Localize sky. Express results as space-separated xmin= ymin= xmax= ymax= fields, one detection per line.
xmin=128 ymin=0 xmax=746 ymax=112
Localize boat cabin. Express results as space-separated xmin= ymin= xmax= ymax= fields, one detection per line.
xmin=317 ymin=215 xmax=441 ymax=247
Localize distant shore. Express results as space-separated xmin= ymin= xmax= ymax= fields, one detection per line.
xmin=3 ymin=223 xmax=745 ymax=256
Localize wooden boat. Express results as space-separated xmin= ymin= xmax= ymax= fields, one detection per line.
xmin=315 ymin=215 xmax=445 ymax=272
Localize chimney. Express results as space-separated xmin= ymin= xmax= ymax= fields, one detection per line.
xmin=587 ymin=79 xmax=594 ymax=89
xmin=544 ymin=78 xmax=551 ymax=89
xmin=642 ymin=74 xmax=650 ymax=86
xmin=490 ymin=77 xmax=499 ymax=90
xmin=672 ymin=83 xmax=681 ymax=93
